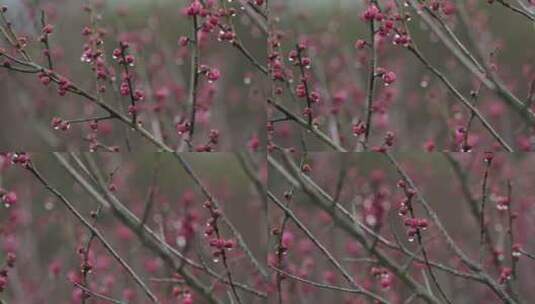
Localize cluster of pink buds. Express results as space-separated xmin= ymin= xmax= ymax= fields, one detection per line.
xmin=308 ymin=90 xmax=321 ymax=103
xmin=393 ymin=33 xmax=411 ymax=47
xmin=377 ymin=68 xmax=397 ymax=86
xmin=371 ymin=267 xmax=392 ymax=289
xmin=37 ymin=71 xmax=52 ymax=86
xmin=133 ymin=89 xmax=145 ymax=101
xmin=362 ymin=4 xmax=383 ymax=22
xmin=269 ymin=55 xmax=286 ymax=82
xmin=288 ymin=48 xmax=311 ymax=69
xmin=176 ymin=121 xmax=191 ymax=136
xmin=0 ymin=252 xmax=16 ymax=293
xmin=195 ymin=144 xmax=214 ymax=152
xmin=51 ymin=117 xmax=71 ymax=131
xmin=199 ymin=12 xmax=220 ymax=33
xmin=355 ymin=39 xmax=367 ymax=50
xmin=11 ymin=153 xmax=30 ymax=167
xmin=397 ymin=182 xmax=416 ymax=215
xmin=112 ymin=42 xmax=135 ymax=67
xmin=218 ymin=29 xmax=236 ymax=43
xmin=498 ymin=267 xmax=512 ymax=284
xmin=439 ymin=1 xmax=457 ymax=16
xmin=40 ymin=24 xmax=54 ymax=40
xmin=42 ymin=24 xmax=54 ymax=34
xmin=372 ymin=131 xmax=395 ymax=152
xmin=396 ymin=180 xmax=429 ymax=241
xmin=57 ymin=76 xmax=72 ymax=96
xmin=496 ymin=196 xmax=510 ymax=211
xmin=185 ymin=1 xmax=203 ymax=16
xmin=404 ymin=218 xmax=429 ymax=242
xmin=352 ymin=120 xmax=367 ymax=137
xmin=484 ymin=151 xmax=494 ymax=164
xmin=203 ymin=201 xmax=234 ymax=263
xmin=94 ymin=57 xmax=110 ymax=82
xmin=206 ymin=67 xmax=221 ymax=83
xmin=209 ymin=238 xmax=235 ymax=251
xmin=512 ymin=244 xmax=522 ymax=259
xmin=295 ymin=84 xmax=320 ymax=102
xmin=1 ymin=190 xmax=17 ymax=208
xmin=173 ymin=285 xmax=193 ymax=303
xmin=178 ymin=36 xmax=190 ymax=47
xmin=199 ymin=65 xmax=221 ymax=83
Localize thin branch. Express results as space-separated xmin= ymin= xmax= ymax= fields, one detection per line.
xmin=268 ymin=191 xmax=390 ymax=304
xmin=270 ymin=152 xmax=439 ymax=304
xmin=406 ymin=45 xmax=513 ymax=151
xmin=40 ymin=10 xmax=54 ymax=70
xmin=495 ymin=0 xmax=535 ymax=21
xmin=140 ymin=154 xmax=162 ymax=228
xmin=26 ymin=163 xmax=160 ymax=304
xmin=270 ymin=266 xmax=383 ymax=296
xmin=409 ymin=0 xmax=535 ymax=126
xmin=187 ymin=13 xmax=200 ymax=149
xmin=267 ymin=98 xmax=347 ymax=151
xmin=171 ymin=154 xmax=269 ymax=279
xmin=65 ymin=115 xmax=114 ymax=125
xmin=53 ymin=153 xmax=221 ymax=304
xmin=295 ymin=44 xmax=313 ymax=127
xmin=384 ymin=152 xmax=517 ymax=304
xmin=444 ymin=154 xmax=501 ymax=272
xmin=363 ymin=0 xmax=378 ymax=150
xmin=73 ymin=282 xmax=126 ymax=304
xmin=398 ymin=182 xmax=453 ymax=304
xmin=519 ymin=249 xmax=535 ymax=261
xmin=78 ymin=154 xmax=267 ymax=299
xmin=395 ymin=1 xmax=514 ymax=151
xmin=479 ymin=155 xmax=492 ymax=263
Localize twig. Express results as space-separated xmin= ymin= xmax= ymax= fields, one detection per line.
xmin=384 ymin=152 xmax=517 ymax=304
xmin=40 ymin=10 xmax=54 ymax=70
xmin=398 ymin=182 xmax=453 ymax=304
xmin=295 ymin=44 xmax=313 ymax=127
xmin=270 ymin=266 xmax=381 ymax=296
xmin=187 ymin=13 xmax=200 ymax=149
xmin=363 ymin=0 xmax=378 ymax=150
xmin=394 ymin=1 xmax=514 ymax=151
xmin=444 ymin=154 xmax=501 ymax=272
xmin=81 ymin=206 xmax=102 ymax=304
xmin=172 ymin=154 xmax=269 ymax=279
xmin=267 ymin=98 xmax=347 ymax=151
xmin=495 ymin=0 xmax=535 ymax=21
xmin=117 ymin=42 xmax=138 ymax=124
xmin=53 ymin=153 xmax=221 ymax=304
xmin=410 ymin=0 xmax=535 ymax=126
xmin=268 ymin=191 xmax=390 ymax=304
xmin=270 ymin=152 xmax=439 ymax=304
xmin=480 ymin=154 xmax=492 ymax=264
xmin=73 ymin=282 xmax=127 ymax=304
xmin=140 ymin=154 xmax=162 ymax=228
xmin=25 ymin=163 xmax=160 ymax=304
